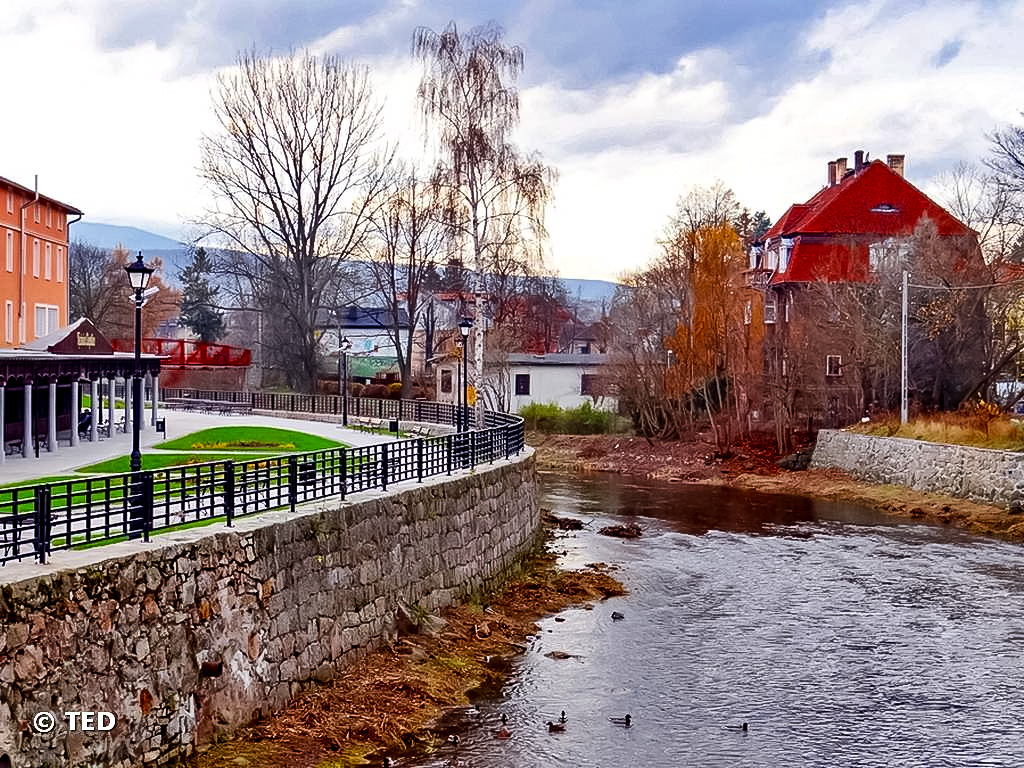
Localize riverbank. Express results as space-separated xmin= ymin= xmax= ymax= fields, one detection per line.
xmin=189 ymin=534 xmax=625 ymax=768
xmin=530 ymin=432 xmax=1024 ymax=541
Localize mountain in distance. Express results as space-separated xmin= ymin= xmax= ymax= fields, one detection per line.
xmin=72 ymin=222 xmax=622 ymax=303
xmin=72 ymin=221 xmax=185 ymax=251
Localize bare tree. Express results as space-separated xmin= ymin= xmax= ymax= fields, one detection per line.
xmin=366 ymin=166 xmax=452 ymax=396
xmin=935 ymin=161 xmax=1023 ymax=261
xmin=68 ymin=240 xmax=122 ymax=328
xmin=413 ymin=21 xmax=554 ymax=421
xmin=199 ymin=50 xmax=391 ymax=392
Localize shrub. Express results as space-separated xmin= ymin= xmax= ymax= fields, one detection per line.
xmin=520 ymin=402 xmax=563 ymax=432
xmin=348 ymin=382 xmax=364 ymax=398
xmin=387 ymin=382 xmax=403 ymax=400
xmin=361 ymin=384 xmax=388 ymax=399
xmin=519 ymin=401 xmax=619 ymax=435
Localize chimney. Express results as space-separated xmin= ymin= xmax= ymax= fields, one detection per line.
xmin=886 ymin=153 xmax=905 ymax=177
xmin=827 ymin=160 xmax=837 ymax=186
xmin=854 ymin=149 xmax=865 ymax=170
xmin=835 ymin=156 xmax=848 ymax=179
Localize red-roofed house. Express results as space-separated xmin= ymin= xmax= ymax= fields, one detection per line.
xmin=745 ymin=150 xmax=982 ymax=436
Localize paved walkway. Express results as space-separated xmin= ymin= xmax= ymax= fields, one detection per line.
xmin=0 ymin=411 xmax=397 ymax=486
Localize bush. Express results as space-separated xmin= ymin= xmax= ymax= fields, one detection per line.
xmin=361 ymin=384 xmax=388 ymax=399
xmin=348 ymin=382 xmax=364 ymax=398
xmin=520 ymin=402 xmax=563 ymax=432
xmin=519 ymin=401 xmax=618 ymax=435
xmin=387 ymin=382 xmax=403 ymax=400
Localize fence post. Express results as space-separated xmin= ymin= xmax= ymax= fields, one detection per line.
xmin=142 ymin=472 xmax=154 ymax=543
xmin=34 ymin=486 xmax=51 ymax=565
xmin=505 ymin=426 xmax=511 ymax=460
xmin=288 ymin=456 xmax=298 ymax=514
xmin=417 ymin=438 xmax=424 ymax=482
xmin=340 ymin=448 xmax=347 ymax=500
xmin=225 ymin=461 xmax=235 ymax=527
xmin=381 ymin=444 xmax=389 ymax=491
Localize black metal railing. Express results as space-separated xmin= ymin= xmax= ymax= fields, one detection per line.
xmin=0 ymin=392 xmax=525 ymax=566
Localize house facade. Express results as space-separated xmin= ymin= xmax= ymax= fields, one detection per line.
xmin=746 ymin=151 xmax=980 ymax=430
xmin=0 ymin=175 xmax=83 ymax=347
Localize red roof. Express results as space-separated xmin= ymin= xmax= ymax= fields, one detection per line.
xmin=763 ymin=160 xmax=975 ymax=283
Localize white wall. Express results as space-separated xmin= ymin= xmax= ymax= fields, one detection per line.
xmin=506 ymin=363 xmax=616 ymax=412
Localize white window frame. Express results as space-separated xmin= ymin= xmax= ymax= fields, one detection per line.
xmin=19 ymin=302 xmax=25 ymax=343
xmin=4 ymin=230 xmax=12 ymax=272
xmin=34 ymin=302 xmax=59 ymax=338
xmin=57 ymin=245 xmax=64 ymax=283
xmin=44 ymin=242 xmax=52 ymax=280
xmin=779 ymin=238 xmax=793 ymax=273
xmin=32 ymin=239 xmax=40 ymax=277
xmin=744 ymin=299 xmax=752 ymax=325
xmin=826 ymin=355 xmax=842 ymax=377
xmin=3 ymin=301 xmax=12 ymax=343
xmin=764 ymin=293 xmax=778 ymax=324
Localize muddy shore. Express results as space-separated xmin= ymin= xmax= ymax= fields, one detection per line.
xmin=189 ymin=538 xmax=624 ymax=768
xmin=529 ymin=431 xmax=1024 ymax=541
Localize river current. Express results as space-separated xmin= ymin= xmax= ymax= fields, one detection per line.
xmin=405 ymin=472 xmax=1024 ymax=768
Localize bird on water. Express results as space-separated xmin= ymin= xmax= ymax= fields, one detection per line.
xmin=609 ymin=714 xmax=632 ymax=727
xmin=547 ymin=720 xmax=567 ymax=732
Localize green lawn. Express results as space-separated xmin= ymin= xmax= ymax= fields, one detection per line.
xmin=77 ymin=452 xmax=274 ymax=474
xmin=157 ymin=426 xmax=344 ymax=453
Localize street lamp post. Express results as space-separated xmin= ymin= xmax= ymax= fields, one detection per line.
xmin=124 ymin=251 xmax=154 ymax=538
xmin=458 ymin=317 xmax=473 ymax=432
xmin=339 ymin=336 xmax=351 ymax=426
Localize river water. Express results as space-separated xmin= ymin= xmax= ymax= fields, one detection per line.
xmin=404 ymin=472 xmax=1024 ymax=768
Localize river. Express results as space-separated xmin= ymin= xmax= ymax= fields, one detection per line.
xmin=404 ymin=472 xmax=1024 ymax=768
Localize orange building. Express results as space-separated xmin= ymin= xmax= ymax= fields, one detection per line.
xmin=0 ymin=175 xmax=83 ymax=348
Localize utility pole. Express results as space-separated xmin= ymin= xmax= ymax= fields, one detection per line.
xmin=901 ymin=269 xmax=909 ymax=424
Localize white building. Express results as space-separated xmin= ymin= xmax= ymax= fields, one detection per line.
xmin=436 ymin=352 xmax=616 ymax=413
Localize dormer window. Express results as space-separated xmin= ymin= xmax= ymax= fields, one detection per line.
xmin=749 ymin=245 xmax=763 ymax=270
xmin=871 ymin=203 xmax=899 ymax=214
xmin=779 ymin=238 xmax=793 ymax=273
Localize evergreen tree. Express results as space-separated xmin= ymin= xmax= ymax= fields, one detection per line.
xmin=179 ymin=247 xmax=225 ymax=342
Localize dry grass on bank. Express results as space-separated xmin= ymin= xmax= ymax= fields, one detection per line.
xmin=191 ymin=544 xmax=625 ymax=768
xmin=848 ymin=411 xmax=1024 ymax=451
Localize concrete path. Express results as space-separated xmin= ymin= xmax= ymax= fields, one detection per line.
xmin=0 ymin=411 xmax=397 ymax=486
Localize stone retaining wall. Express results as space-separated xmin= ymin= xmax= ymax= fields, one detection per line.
xmin=811 ymin=429 xmax=1024 ymax=508
xmin=0 ymin=451 xmax=539 ymax=768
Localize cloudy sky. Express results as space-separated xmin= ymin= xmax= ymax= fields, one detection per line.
xmin=2 ymin=0 xmax=1022 ymax=281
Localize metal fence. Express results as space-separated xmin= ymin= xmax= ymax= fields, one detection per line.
xmin=0 ymin=392 xmax=525 ymax=566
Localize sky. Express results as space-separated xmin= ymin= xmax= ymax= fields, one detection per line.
xmin=2 ymin=0 xmax=1023 ymax=282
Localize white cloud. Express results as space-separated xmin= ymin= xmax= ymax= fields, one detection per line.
xmin=3 ymin=0 xmax=1024 ymax=283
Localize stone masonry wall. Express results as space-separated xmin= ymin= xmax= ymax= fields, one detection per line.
xmin=811 ymin=429 xmax=1024 ymax=508
xmin=0 ymin=451 xmax=539 ymax=768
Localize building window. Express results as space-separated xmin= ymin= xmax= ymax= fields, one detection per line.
xmin=440 ymin=368 xmax=452 ymax=394
xmin=4 ymin=301 xmax=11 ymax=343
xmin=57 ymin=213 xmax=63 ymax=231
xmin=764 ymin=294 xmax=778 ymax=324
xmin=515 ymin=373 xmax=531 ymax=395
xmin=581 ymin=374 xmax=598 ymax=396
xmin=785 ymin=294 xmax=792 ymax=323
xmin=34 ymin=303 xmax=59 ymax=338
xmin=45 ymin=206 xmax=52 ymax=227
xmin=5 ymin=191 xmax=12 ymax=213
xmin=744 ymin=299 xmax=752 ymax=325
xmin=5 ymin=231 xmax=12 ymax=272
xmin=57 ymin=246 xmax=64 ymax=283
xmin=33 ymin=203 xmax=39 ymax=223
xmin=826 ymin=355 xmax=842 ymax=377
xmin=32 ymin=239 xmax=40 ymax=277
xmin=44 ymin=242 xmax=52 ymax=280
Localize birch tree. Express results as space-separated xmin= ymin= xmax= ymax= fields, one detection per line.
xmin=413 ymin=21 xmax=554 ymax=422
